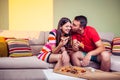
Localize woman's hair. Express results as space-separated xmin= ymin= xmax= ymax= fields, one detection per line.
xmin=56 ymin=17 xmax=71 ymax=47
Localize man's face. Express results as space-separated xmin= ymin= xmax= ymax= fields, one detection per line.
xmin=71 ymin=20 xmax=80 ymax=32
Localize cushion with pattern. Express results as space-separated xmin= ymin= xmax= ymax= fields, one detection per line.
xmin=6 ymin=38 xmax=33 ymax=57
xmin=102 ymin=39 xmax=112 ymax=52
xmin=112 ymin=37 xmax=120 ymax=56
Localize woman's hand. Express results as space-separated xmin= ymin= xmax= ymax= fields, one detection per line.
xmin=59 ymin=36 xmax=69 ymax=46
xmin=61 ymin=47 xmax=66 ymax=52
xmin=62 ymin=50 xmax=70 ymax=66
xmin=52 ymin=36 xmax=69 ymax=54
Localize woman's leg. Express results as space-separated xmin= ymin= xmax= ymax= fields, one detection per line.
xmin=49 ymin=54 xmax=63 ymax=70
xmin=62 ymin=51 xmax=71 ymax=66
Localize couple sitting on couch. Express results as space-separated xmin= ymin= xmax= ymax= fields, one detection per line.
xmin=38 ymin=15 xmax=111 ymax=72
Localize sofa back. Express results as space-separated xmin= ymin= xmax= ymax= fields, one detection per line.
xmin=0 ymin=30 xmax=50 ymax=55
xmin=98 ymin=32 xmax=114 ymax=41
xmin=0 ymin=30 xmax=114 ymax=55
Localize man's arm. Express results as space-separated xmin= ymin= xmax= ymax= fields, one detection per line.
xmin=87 ymin=40 xmax=105 ymax=56
xmin=81 ymin=40 xmax=105 ymax=66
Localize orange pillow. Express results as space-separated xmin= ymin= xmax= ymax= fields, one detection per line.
xmin=0 ymin=37 xmax=8 ymax=57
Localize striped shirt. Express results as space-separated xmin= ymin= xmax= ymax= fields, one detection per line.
xmin=38 ymin=29 xmax=57 ymax=61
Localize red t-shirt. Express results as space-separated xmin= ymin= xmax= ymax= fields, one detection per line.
xmin=72 ymin=26 xmax=100 ymax=52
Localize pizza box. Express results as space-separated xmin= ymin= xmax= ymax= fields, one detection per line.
xmin=54 ymin=66 xmax=120 ymax=80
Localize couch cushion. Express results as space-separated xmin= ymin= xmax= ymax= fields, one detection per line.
xmin=30 ymin=44 xmax=44 ymax=55
xmin=44 ymin=31 xmax=50 ymax=43
xmin=102 ymin=39 xmax=112 ymax=52
xmin=111 ymin=55 xmax=120 ymax=71
xmin=0 ymin=56 xmax=49 ymax=69
xmin=6 ymin=38 xmax=33 ymax=57
xmin=112 ymin=37 xmax=120 ymax=56
xmin=0 ymin=37 xmax=8 ymax=57
xmin=0 ymin=69 xmax=47 ymax=80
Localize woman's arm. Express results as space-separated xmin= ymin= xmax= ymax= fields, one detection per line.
xmin=51 ymin=42 xmax=63 ymax=54
xmin=52 ymin=37 xmax=69 ymax=54
xmin=72 ymin=39 xmax=79 ymax=51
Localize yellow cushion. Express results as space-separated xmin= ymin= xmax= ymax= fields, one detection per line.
xmin=9 ymin=52 xmax=33 ymax=57
xmin=0 ymin=37 xmax=8 ymax=57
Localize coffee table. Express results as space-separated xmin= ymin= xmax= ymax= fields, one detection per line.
xmin=43 ymin=68 xmax=120 ymax=80
xmin=43 ymin=69 xmax=86 ymax=80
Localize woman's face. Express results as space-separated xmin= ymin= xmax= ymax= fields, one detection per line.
xmin=61 ymin=22 xmax=71 ymax=34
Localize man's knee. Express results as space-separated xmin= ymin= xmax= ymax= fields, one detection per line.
xmin=100 ymin=51 xmax=111 ymax=61
xmin=70 ymin=51 xmax=82 ymax=56
xmin=70 ymin=51 xmax=83 ymax=66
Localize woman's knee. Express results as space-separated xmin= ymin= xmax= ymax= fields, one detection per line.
xmin=49 ymin=54 xmax=62 ymax=62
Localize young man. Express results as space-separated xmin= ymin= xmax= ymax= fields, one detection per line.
xmin=70 ymin=15 xmax=111 ymax=71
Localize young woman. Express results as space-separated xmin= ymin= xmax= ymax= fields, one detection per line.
xmin=38 ymin=17 xmax=72 ymax=69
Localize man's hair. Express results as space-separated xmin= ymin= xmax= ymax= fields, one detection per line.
xmin=74 ymin=15 xmax=87 ymax=28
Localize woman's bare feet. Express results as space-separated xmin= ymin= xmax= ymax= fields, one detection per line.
xmin=54 ymin=54 xmax=63 ymax=70
xmin=62 ymin=51 xmax=71 ymax=66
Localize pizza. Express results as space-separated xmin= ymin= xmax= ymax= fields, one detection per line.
xmin=54 ymin=66 xmax=86 ymax=76
xmin=54 ymin=66 xmax=120 ymax=79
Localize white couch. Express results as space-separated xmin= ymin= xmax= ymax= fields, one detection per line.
xmin=98 ymin=32 xmax=120 ymax=71
xmin=0 ymin=30 xmax=52 ymax=80
xmin=0 ymin=30 xmax=120 ymax=71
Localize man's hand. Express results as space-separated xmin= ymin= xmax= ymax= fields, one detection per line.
xmin=81 ymin=53 xmax=92 ymax=66
xmin=77 ymin=41 xmax=84 ymax=49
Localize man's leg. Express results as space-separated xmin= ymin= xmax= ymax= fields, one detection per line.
xmin=97 ymin=51 xmax=111 ymax=71
xmin=70 ymin=51 xmax=84 ymax=66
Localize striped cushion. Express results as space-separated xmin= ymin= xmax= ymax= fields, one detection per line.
xmin=6 ymin=38 xmax=32 ymax=57
xmin=0 ymin=37 xmax=8 ymax=57
xmin=102 ymin=39 xmax=112 ymax=52
xmin=112 ymin=37 xmax=120 ymax=56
